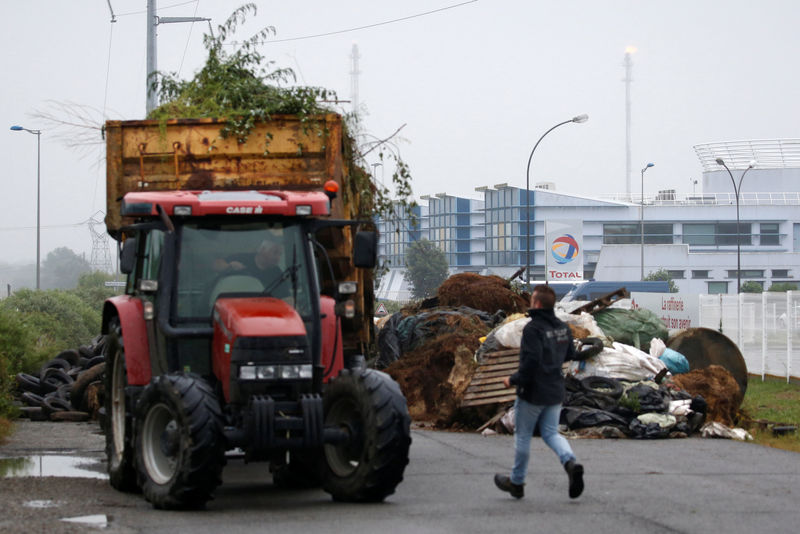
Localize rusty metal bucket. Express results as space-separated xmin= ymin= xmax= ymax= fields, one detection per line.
xmin=666 ymin=327 xmax=748 ymax=396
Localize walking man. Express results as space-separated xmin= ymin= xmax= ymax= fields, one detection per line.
xmin=494 ymin=284 xmax=584 ymax=500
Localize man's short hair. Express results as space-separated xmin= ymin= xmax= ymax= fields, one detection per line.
xmin=532 ymin=284 xmax=556 ymax=309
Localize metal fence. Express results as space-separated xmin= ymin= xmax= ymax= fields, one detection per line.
xmin=699 ymin=292 xmax=800 ymax=381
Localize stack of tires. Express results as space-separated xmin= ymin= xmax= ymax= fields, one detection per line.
xmin=14 ymin=335 xmax=106 ymax=422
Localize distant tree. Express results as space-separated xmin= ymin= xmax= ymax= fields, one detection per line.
xmin=40 ymin=247 xmax=91 ymax=290
xmin=72 ymin=271 xmax=119 ymax=311
xmin=740 ymin=281 xmax=764 ymax=293
xmin=0 ymin=262 xmax=35 ymax=292
xmin=404 ymin=239 xmax=449 ymax=299
xmin=644 ymin=268 xmax=679 ymax=293
xmin=767 ymin=282 xmax=799 ymax=292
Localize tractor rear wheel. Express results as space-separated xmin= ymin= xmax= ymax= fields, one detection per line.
xmin=103 ymin=320 xmax=138 ymax=492
xmin=322 ymin=368 xmax=411 ymax=502
xmin=135 ymin=373 xmax=226 ymax=509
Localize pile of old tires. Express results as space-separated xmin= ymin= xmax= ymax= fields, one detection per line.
xmin=13 ymin=335 xmax=106 ymax=422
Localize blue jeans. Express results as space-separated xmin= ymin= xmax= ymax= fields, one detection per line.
xmin=510 ymin=397 xmax=576 ymax=485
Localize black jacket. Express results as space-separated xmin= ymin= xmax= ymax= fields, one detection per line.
xmin=509 ymin=308 xmax=578 ymax=405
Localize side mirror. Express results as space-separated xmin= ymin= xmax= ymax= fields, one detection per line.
xmin=120 ymin=237 xmax=138 ymax=275
xmin=353 ymin=231 xmax=377 ymax=269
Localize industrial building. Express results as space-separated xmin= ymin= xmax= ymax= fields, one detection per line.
xmin=376 ymin=139 xmax=800 ymax=301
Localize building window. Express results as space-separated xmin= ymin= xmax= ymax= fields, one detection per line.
xmin=760 ymin=223 xmax=780 ymax=246
xmin=683 ymin=223 xmax=752 ymax=246
xmin=727 ymin=269 xmax=764 ymax=278
xmin=692 ymin=270 xmax=710 ymax=279
xmin=772 ymin=269 xmax=790 ymax=278
xmin=644 ymin=223 xmax=673 ymax=244
xmin=603 ymin=223 xmax=639 ymax=244
xmin=682 ymin=223 xmax=714 ymax=245
xmin=707 ymin=281 xmax=728 ymax=294
xmin=718 ymin=223 xmax=752 ymax=246
xmin=667 ymin=270 xmax=685 ymax=279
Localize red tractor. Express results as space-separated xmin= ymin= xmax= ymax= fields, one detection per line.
xmin=101 ymin=187 xmax=411 ymax=509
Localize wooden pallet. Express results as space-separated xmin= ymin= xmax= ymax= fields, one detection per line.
xmin=460 ymin=349 xmax=519 ymax=408
xmin=568 ymin=288 xmax=628 ymax=315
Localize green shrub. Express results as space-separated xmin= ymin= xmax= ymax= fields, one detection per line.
xmin=0 ymin=289 xmax=101 ymax=373
xmin=0 ymin=308 xmax=35 ymax=418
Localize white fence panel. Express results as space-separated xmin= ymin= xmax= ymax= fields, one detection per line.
xmin=698 ymin=291 xmax=799 ymax=381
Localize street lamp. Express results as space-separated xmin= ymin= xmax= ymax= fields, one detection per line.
xmin=525 ymin=114 xmax=588 ymax=287
xmin=640 ymin=162 xmax=654 ymax=280
xmin=10 ymin=125 xmax=42 ymax=290
xmin=715 ymin=158 xmax=756 ymax=293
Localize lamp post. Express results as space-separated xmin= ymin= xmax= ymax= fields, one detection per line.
xmin=715 ymin=158 xmax=756 ymax=294
xmin=525 ymin=114 xmax=588 ymax=287
xmin=640 ymin=162 xmax=654 ymax=280
xmin=10 ymin=125 xmax=42 ymax=290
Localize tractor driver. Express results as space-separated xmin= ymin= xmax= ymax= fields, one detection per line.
xmin=212 ymin=235 xmax=289 ymax=298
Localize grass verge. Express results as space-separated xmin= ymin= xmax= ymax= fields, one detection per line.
xmin=740 ymin=375 xmax=800 ymax=453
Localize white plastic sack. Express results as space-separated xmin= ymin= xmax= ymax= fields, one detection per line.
xmin=564 ymin=342 xmax=667 ymax=381
xmin=637 ymin=413 xmax=677 ymax=429
xmin=501 ymin=407 xmax=516 ymax=433
xmin=649 ymin=337 xmax=667 ymax=358
xmin=701 ymin=422 xmax=753 ymax=441
xmin=668 ymin=399 xmax=693 ymax=416
xmin=494 ymin=317 xmax=529 ymax=349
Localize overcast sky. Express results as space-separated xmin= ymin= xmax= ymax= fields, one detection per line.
xmin=2 ymin=0 xmax=799 ymax=264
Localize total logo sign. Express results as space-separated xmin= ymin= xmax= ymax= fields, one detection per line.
xmin=551 ymin=234 xmax=579 ymax=264
xmin=545 ymin=220 xmax=583 ymax=281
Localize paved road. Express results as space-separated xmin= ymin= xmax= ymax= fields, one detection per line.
xmin=1 ymin=420 xmax=799 ymax=533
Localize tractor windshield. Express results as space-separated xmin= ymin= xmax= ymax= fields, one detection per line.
xmin=174 ymin=220 xmax=315 ymax=323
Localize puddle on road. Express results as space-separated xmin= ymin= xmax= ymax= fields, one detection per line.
xmin=0 ymin=455 xmax=108 ymax=479
xmin=24 ymin=499 xmax=62 ymax=508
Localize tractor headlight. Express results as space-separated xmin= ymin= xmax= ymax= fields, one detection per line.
xmin=239 ymin=366 xmax=256 ymax=380
xmin=239 ymin=364 xmax=312 ymax=380
xmin=280 ymin=364 xmax=313 ymax=380
xmin=256 ymin=366 xmax=277 ymax=380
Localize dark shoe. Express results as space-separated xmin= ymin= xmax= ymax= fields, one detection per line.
xmin=494 ymin=474 xmax=524 ymax=499
xmin=564 ymin=460 xmax=584 ymax=499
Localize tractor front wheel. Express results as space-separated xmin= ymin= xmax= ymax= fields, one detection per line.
xmin=322 ymin=368 xmax=411 ymax=502
xmin=135 ymin=373 xmax=226 ymax=509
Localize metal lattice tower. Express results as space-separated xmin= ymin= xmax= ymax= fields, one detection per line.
xmin=88 ymin=211 xmax=113 ymax=273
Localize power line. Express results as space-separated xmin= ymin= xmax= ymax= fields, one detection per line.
xmin=252 ymin=1 xmax=479 ymax=44
xmin=177 ymin=0 xmax=202 ymax=76
xmin=115 ymin=0 xmax=198 ymax=18
xmin=0 ymin=222 xmax=86 ymax=232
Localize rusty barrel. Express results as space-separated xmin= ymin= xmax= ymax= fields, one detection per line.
xmin=666 ymin=327 xmax=748 ymax=397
